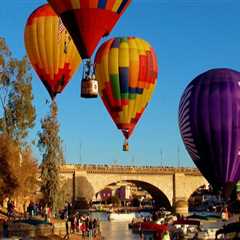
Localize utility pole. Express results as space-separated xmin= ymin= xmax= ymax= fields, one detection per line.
xmin=177 ymin=146 xmax=180 ymax=167
xmin=64 ymin=143 xmax=67 ymax=163
xmin=160 ymin=149 xmax=163 ymax=166
xmin=79 ymin=142 xmax=82 ymax=163
xmin=112 ymin=153 xmax=118 ymax=165
xmin=131 ymin=155 xmax=135 ymax=166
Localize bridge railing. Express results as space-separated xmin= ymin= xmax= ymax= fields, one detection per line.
xmin=61 ymin=164 xmax=201 ymax=175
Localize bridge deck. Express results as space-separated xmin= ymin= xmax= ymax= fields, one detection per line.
xmin=60 ymin=164 xmax=201 ymax=176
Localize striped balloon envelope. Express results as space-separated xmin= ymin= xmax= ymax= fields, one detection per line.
xmin=24 ymin=4 xmax=81 ymax=99
xmin=47 ymin=0 xmax=132 ymax=59
xmin=178 ymin=68 xmax=240 ymax=193
xmin=95 ymin=37 xmax=158 ymax=148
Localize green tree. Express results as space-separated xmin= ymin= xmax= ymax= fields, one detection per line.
xmin=0 ymin=37 xmax=37 ymax=202
xmin=38 ymin=101 xmax=64 ymax=214
xmin=0 ymin=37 xmax=36 ymax=147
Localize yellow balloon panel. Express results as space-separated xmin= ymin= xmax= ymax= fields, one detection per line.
xmin=95 ymin=37 xmax=158 ymax=139
xmin=24 ymin=4 xmax=81 ymax=99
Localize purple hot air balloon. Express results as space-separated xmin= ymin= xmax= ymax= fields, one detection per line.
xmin=179 ymin=68 xmax=240 ymax=193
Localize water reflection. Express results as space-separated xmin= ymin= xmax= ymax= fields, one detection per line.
xmin=101 ymin=221 xmax=139 ymax=240
xmin=90 ymin=212 xmax=139 ymax=240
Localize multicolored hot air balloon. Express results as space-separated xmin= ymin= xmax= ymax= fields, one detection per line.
xmin=179 ymin=68 xmax=240 ymax=194
xmin=47 ymin=0 xmax=132 ymax=59
xmin=24 ymin=4 xmax=81 ymax=99
xmin=95 ymin=37 xmax=158 ymax=151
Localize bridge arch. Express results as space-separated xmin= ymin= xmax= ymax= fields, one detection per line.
xmin=183 ymin=176 xmax=208 ymax=201
xmin=96 ymin=180 xmax=172 ymax=210
xmin=91 ymin=175 xmax=173 ymax=207
xmin=187 ymin=185 xmax=207 ymax=199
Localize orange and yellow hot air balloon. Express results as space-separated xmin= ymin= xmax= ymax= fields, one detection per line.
xmin=24 ymin=4 xmax=81 ymax=99
xmin=95 ymin=37 xmax=158 ymax=151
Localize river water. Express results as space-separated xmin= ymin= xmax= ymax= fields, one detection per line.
xmin=90 ymin=212 xmax=139 ymax=240
xmin=90 ymin=211 xmax=220 ymax=240
xmin=101 ymin=221 xmax=139 ymax=240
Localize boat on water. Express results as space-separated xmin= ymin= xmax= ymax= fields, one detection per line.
xmin=170 ymin=218 xmax=200 ymax=239
xmin=140 ymin=222 xmax=169 ymax=240
xmin=109 ymin=211 xmax=152 ymax=222
xmin=172 ymin=215 xmax=240 ymax=239
xmin=109 ymin=212 xmax=136 ymax=221
xmin=130 ymin=214 xmax=240 ymax=239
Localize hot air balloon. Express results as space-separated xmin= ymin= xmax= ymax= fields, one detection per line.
xmin=47 ymin=0 xmax=131 ymax=59
xmin=24 ymin=4 xmax=81 ymax=99
xmin=179 ymin=68 xmax=240 ymax=195
xmin=95 ymin=37 xmax=158 ymax=151
xmin=47 ymin=0 xmax=132 ymax=98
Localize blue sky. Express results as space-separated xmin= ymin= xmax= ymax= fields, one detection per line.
xmin=1 ymin=0 xmax=240 ymax=167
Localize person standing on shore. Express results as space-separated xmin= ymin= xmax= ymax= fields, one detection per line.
xmin=64 ymin=217 xmax=70 ymax=240
xmin=44 ymin=205 xmax=49 ymax=222
xmin=88 ymin=218 xmax=93 ymax=239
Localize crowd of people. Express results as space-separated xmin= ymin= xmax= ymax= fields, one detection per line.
xmin=65 ymin=214 xmax=100 ymax=238
xmin=62 ymin=202 xmax=100 ymax=239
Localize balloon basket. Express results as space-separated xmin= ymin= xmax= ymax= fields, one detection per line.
xmin=123 ymin=143 xmax=129 ymax=151
xmin=81 ymin=78 xmax=98 ymax=98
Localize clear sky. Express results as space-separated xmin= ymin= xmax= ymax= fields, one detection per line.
xmin=1 ymin=0 xmax=240 ymax=167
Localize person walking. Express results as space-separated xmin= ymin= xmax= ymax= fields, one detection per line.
xmin=93 ymin=218 xmax=97 ymax=237
xmin=81 ymin=220 xmax=86 ymax=238
xmin=87 ymin=218 xmax=92 ymax=239
xmin=64 ymin=217 xmax=70 ymax=240
xmin=44 ymin=205 xmax=49 ymax=222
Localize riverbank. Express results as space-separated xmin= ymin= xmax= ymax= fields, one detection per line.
xmin=0 ymin=217 xmax=103 ymax=240
xmin=0 ymin=235 xmax=103 ymax=240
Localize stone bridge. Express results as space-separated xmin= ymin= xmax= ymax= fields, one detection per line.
xmin=60 ymin=164 xmax=207 ymax=209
